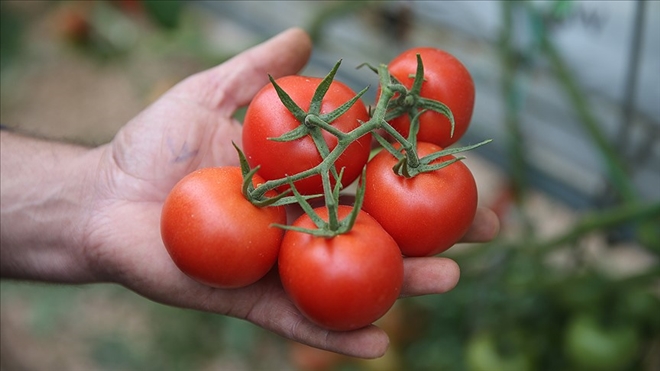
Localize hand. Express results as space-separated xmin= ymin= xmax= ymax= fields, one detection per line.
xmin=80 ymin=28 xmax=499 ymax=358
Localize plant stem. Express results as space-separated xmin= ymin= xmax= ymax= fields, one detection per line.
xmin=537 ymin=202 xmax=660 ymax=252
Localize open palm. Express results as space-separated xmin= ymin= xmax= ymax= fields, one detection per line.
xmin=81 ymin=29 xmax=498 ymax=358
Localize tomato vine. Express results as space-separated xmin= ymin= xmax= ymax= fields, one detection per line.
xmin=236 ymin=54 xmax=489 ymax=237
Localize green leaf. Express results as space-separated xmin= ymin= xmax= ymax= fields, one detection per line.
xmin=269 ymin=75 xmax=307 ymax=122
xmin=320 ymin=85 xmax=370 ymax=124
xmin=393 ymin=156 xmax=413 ymax=178
xmin=309 ymin=60 xmax=342 ymax=115
xmin=232 ymin=142 xmax=252 ymax=177
xmin=268 ymin=125 xmax=309 ymax=142
xmin=250 ymin=189 xmax=296 ymax=208
xmin=356 ymin=62 xmax=379 ymax=74
xmin=410 ymin=53 xmax=426 ymax=95
xmin=408 ymin=109 xmax=428 ymax=146
xmin=420 ymin=156 xmax=464 ymax=173
xmin=419 ymin=139 xmax=492 ymax=165
xmin=143 ymin=0 xmax=183 ymax=29
xmin=241 ymin=166 xmax=261 ymax=200
xmin=418 ymin=97 xmax=455 ymax=138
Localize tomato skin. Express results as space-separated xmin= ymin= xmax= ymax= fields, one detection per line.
xmin=279 ymin=205 xmax=404 ymax=331
xmin=362 ymin=142 xmax=478 ymax=257
xmin=242 ymin=75 xmax=371 ymax=195
xmin=160 ymin=167 xmax=286 ymax=289
xmin=386 ymin=47 xmax=475 ymax=148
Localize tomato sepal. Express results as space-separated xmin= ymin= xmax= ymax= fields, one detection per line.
xmin=387 ymin=139 xmax=492 ymax=178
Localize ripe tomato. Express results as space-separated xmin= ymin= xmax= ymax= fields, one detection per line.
xmin=386 ymin=47 xmax=475 ymax=148
xmin=361 ymin=142 xmax=478 ymax=257
xmin=242 ymin=75 xmax=371 ymax=195
xmin=160 ymin=167 xmax=286 ymax=289
xmin=279 ymin=205 xmax=404 ymax=331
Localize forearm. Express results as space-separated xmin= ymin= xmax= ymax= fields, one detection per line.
xmin=0 ymin=130 xmax=100 ymax=282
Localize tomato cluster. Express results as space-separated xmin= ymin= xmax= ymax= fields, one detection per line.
xmin=160 ymin=47 xmax=482 ymax=331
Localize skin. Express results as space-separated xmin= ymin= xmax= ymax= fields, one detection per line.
xmin=0 ymin=28 xmax=499 ymax=359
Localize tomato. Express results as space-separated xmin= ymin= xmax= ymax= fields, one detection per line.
xmin=564 ymin=313 xmax=639 ymax=371
xmin=242 ymin=75 xmax=371 ymax=195
xmin=160 ymin=167 xmax=286 ymax=289
xmin=385 ymin=47 xmax=475 ymax=148
xmin=362 ymin=142 xmax=478 ymax=257
xmin=279 ymin=205 xmax=404 ymax=331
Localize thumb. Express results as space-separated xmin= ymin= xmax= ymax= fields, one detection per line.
xmin=180 ymin=28 xmax=313 ymax=113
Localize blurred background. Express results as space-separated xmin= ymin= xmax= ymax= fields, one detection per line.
xmin=1 ymin=1 xmax=658 ymax=370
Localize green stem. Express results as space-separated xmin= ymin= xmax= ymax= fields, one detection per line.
xmin=248 ymin=58 xmax=492 ymax=237
xmin=321 ymin=170 xmax=339 ymax=231
xmin=457 ymin=202 xmax=660 ymax=263
xmin=500 ymin=1 xmax=531 ymax=210
xmin=540 ymin=36 xmax=636 ymax=202
xmin=528 ymin=2 xmax=659 ymax=248
xmin=536 ymin=202 xmax=660 ymax=252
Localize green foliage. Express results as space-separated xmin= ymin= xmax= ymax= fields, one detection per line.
xmin=0 ymin=2 xmax=23 ymax=72
xmin=142 ymin=0 xmax=182 ymax=30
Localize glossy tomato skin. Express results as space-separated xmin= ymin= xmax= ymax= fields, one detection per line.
xmin=362 ymin=142 xmax=477 ymax=257
xmin=387 ymin=47 xmax=475 ymax=148
xmin=160 ymin=167 xmax=286 ymax=289
xmin=279 ymin=205 xmax=404 ymax=331
xmin=242 ymin=75 xmax=371 ymax=195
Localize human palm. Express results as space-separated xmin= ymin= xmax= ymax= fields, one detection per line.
xmin=82 ymin=29 xmax=498 ymax=358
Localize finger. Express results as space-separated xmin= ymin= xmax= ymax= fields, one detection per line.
xmin=296 ymin=323 xmax=389 ymax=360
xmin=273 ymin=314 xmax=390 ymax=359
xmin=183 ymin=28 xmax=312 ymax=112
xmin=242 ymin=283 xmax=390 ymax=359
xmin=460 ymin=207 xmax=500 ymax=243
xmin=400 ymin=257 xmax=460 ymax=297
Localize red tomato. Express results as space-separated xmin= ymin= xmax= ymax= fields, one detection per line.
xmin=386 ymin=47 xmax=475 ymax=148
xmin=362 ymin=142 xmax=478 ymax=257
xmin=160 ymin=167 xmax=286 ymax=288
xmin=279 ymin=205 xmax=404 ymax=331
xmin=242 ymin=75 xmax=371 ymax=195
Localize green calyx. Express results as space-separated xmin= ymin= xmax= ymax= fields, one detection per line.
xmin=384 ymin=53 xmax=456 ymax=141
xmin=271 ymin=168 xmax=367 ymax=237
xmin=390 ymin=139 xmax=492 ymax=178
xmin=237 ymin=54 xmax=491 ymax=237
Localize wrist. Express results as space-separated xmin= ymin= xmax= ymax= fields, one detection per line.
xmin=0 ymin=131 xmax=102 ymax=282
